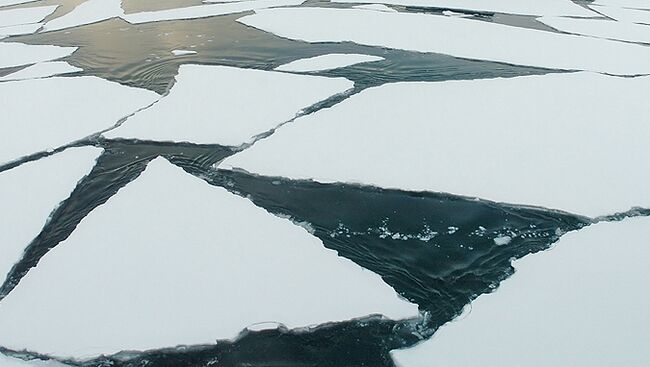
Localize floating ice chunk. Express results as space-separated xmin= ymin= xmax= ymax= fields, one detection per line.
xmin=0 ymin=61 xmax=81 ymax=81
xmin=591 ymin=4 xmax=650 ymax=24
xmin=42 ymin=0 xmax=123 ymax=32
xmin=239 ymin=8 xmax=650 ymax=76
xmin=493 ymin=235 xmax=512 ymax=246
xmin=0 ymin=158 xmax=417 ymax=358
xmin=0 ymin=76 xmax=158 ymax=164
xmin=333 ymin=0 xmax=596 ymax=17
xmin=171 ymin=49 xmax=196 ymax=56
xmin=1 ymin=352 xmax=72 ymax=367
xmin=539 ymin=16 xmax=650 ymax=44
xmin=0 ymin=6 xmax=57 ymax=28
xmin=392 ymin=217 xmax=650 ymax=367
xmin=222 ymin=72 xmax=650 ymax=218
xmin=352 ymin=4 xmax=397 ymax=12
xmin=0 ymin=22 xmax=41 ymax=36
xmin=122 ymin=0 xmax=305 ymax=24
xmin=592 ymin=0 xmax=650 ymax=10
xmin=276 ymin=53 xmax=384 ymax=72
xmin=0 ymin=42 xmax=76 ymax=69
xmin=105 ymin=65 xmax=352 ymax=146
xmin=0 ymin=147 xmax=101 ymax=287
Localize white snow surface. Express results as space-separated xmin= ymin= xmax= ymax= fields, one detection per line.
xmin=0 ymin=42 xmax=76 ymax=69
xmin=392 ymin=217 xmax=650 ymax=367
xmin=0 ymin=22 xmax=41 ymax=36
xmin=1 ymin=76 xmax=158 ymax=164
xmin=592 ymin=0 xmax=650 ymax=10
xmin=0 ymin=5 xmax=57 ymax=27
xmin=0 ymin=61 xmax=81 ymax=81
xmin=0 ymin=158 xmax=418 ymax=358
xmin=171 ymin=49 xmax=197 ymax=55
xmin=105 ymin=65 xmax=353 ymax=146
xmin=352 ymin=4 xmax=397 ymax=12
xmin=121 ymin=0 xmax=305 ymax=24
xmin=222 ymin=72 xmax=650 ymax=218
xmin=0 ymin=147 xmax=101 ymax=287
xmin=239 ymin=7 xmax=650 ymax=76
xmin=539 ymin=16 xmax=650 ymax=44
xmin=333 ymin=0 xmax=596 ymax=17
xmin=0 ymin=352 xmax=72 ymax=367
xmin=591 ymin=4 xmax=650 ymax=24
xmin=42 ymin=0 xmax=123 ymax=32
xmin=276 ymin=53 xmax=384 ymax=72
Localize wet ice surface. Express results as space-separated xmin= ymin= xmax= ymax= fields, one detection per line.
xmin=0 ymin=0 xmax=648 ymax=366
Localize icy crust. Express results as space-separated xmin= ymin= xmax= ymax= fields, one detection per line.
xmin=42 ymin=0 xmax=123 ymax=32
xmin=1 ymin=76 xmax=159 ymax=165
xmin=1 ymin=352 xmax=72 ymax=367
xmin=276 ymin=53 xmax=384 ymax=72
xmin=0 ymin=158 xmax=417 ymax=358
xmin=0 ymin=147 xmax=102 ymax=288
xmin=0 ymin=42 xmax=76 ymax=69
xmin=238 ymin=7 xmax=650 ymax=76
xmin=333 ymin=0 xmax=596 ymax=17
xmin=0 ymin=6 xmax=57 ymax=28
xmin=221 ymin=72 xmax=650 ymax=218
xmin=539 ymin=16 xmax=650 ymax=44
xmin=0 ymin=22 xmax=41 ymax=36
xmin=591 ymin=4 xmax=650 ymax=24
xmin=592 ymin=0 xmax=650 ymax=10
xmin=391 ymin=217 xmax=650 ymax=367
xmin=121 ymin=0 xmax=305 ymax=24
xmin=105 ymin=65 xmax=353 ymax=146
xmin=0 ymin=61 xmax=81 ymax=81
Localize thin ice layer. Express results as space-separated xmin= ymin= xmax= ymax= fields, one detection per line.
xmin=538 ymin=16 xmax=650 ymax=44
xmin=239 ymin=7 xmax=650 ymax=76
xmin=1 ymin=352 xmax=72 ymax=367
xmin=0 ymin=42 xmax=76 ymax=69
xmin=42 ymin=0 xmax=123 ymax=32
xmin=0 ymin=61 xmax=81 ymax=81
xmin=0 ymin=158 xmax=417 ymax=358
xmin=0 ymin=6 xmax=57 ymax=27
xmin=1 ymin=76 xmax=158 ymax=164
xmin=222 ymin=72 xmax=650 ymax=218
xmin=591 ymin=4 xmax=650 ymax=24
xmin=0 ymin=147 xmax=102 ymax=286
xmin=105 ymin=65 xmax=353 ymax=146
xmin=333 ymin=0 xmax=596 ymax=17
xmin=391 ymin=217 xmax=650 ymax=367
xmin=122 ymin=0 xmax=305 ymax=24
xmin=276 ymin=53 xmax=384 ymax=72
xmin=592 ymin=0 xmax=650 ymax=10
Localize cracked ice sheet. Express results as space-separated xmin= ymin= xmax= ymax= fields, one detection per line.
xmin=538 ymin=16 xmax=650 ymax=44
xmin=121 ymin=0 xmax=305 ymax=24
xmin=238 ymin=7 xmax=650 ymax=76
xmin=0 ymin=0 xmax=40 ymax=7
xmin=1 ymin=352 xmax=72 ymax=367
xmin=105 ymin=65 xmax=353 ymax=146
xmin=592 ymin=0 xmax=650 ymax=10
xmin=0 ymin=76 xmax=158 ymax=165
xmin=0 ymin=147 xmax=101 ymax=287
xmin=0 ymin=61 xmax=81 ymax=81
xmin=0 ymin=42 xmax=76 ymax=69
xmin=391 ymin=217 xmax=650 ymax=367
xmin=222 ymin=72 xmax=650 ymax=218
xmin=591 ymin=4 xmax=650 ymax=24
xmin=0 ymin=6 xmax=56 ymax=27
xmin=42 ymin=0 xmax=123 ymax=32
xmin=333 ymin=0 xmax=596 ymax=17
xmin=276 ymin=53 xmax=384 ymax=72
xmin=0 ymin=22 xmax=41 ymax=36
xmin=0 ymin=158 xmax=417 ymax=358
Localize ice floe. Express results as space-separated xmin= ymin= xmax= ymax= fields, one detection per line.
xmin=0 ymin=61 xmax=81 ymax=81
xmin=105 ymin=65 xmax=352 ymax=146
xmin=1 ymin=76 xmax=158 ymax=164
xmin=121 ymin=0 xmax=305 ymax=24
xmin=391 ymin=217 xmax=650 ymax=367
xmin=0 ymin=42 xmax=76 ymax=69
xmin=0 ymin=0 xmax=39 ymax=7
xmin=171 ymin=49 xmax=196 ymax=56
xmin=1 ymin=352 xmax=72 ymax=367
xmin=275 ymin=53 xmax=384 ymax=72
xmin=539 ymin=16 xmax=650 ymax=44
xmin=0 ymin=6 xmax=57 ymax=28
xmin=0 ymin=22 xmax=41 ymax=36
xmin=239 ymin=8 xmax=650 ymax=76
xmin=222 ymin=72 xmax=650 ymax=218
xmin=333 ymin=0 xmax=596 ymax=17
xmin=0 ymin=158 xmax=417 ymax=358
xmin=591 ymin=4 xmax=650 ymax=24
xmin=0 ymin=147 xmax=101 ymax=288
xmin=42 ymin=0 xmax=124 ymax=32
xmin=352 ymin=4 xmax=397 ymax=12
xmin=592 ymin=0 xmax=650 ymax=10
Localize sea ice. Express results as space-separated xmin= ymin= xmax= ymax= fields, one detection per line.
xmin=275 ymin=53 xmax=384 ymax=72
xmin=1 ymin=352 xmax=72 ymax=367
xmin=352 ymin=4 xmax=397 ymax=12
xmin=1 ymin=76 xmax=158 ymax=164
xmin=239 ymin=8 xmax=650 ymax=76
xmin=0 ymin=158 xmax=417 ymax=358
xmin=42 ymin=0 xmax=124 ymax=32
xmin=0 ymin=22 xmax=41 ymax=36
xmin=391 ymin=217 xmax=650 ymax=367
xmin=221 ymin=72 xmax=650 ymax=218
xmin=0 ymin=6 xmax=57 ymax=28
xmin=171 ymin=49 xmax=197 ymax=56
xmin=0 ymin=0 xmax=40 ymax=7
xmin=0 ymin=61 xmax=81 ymax=81
xmin=0 ymin=147 xmax=101 ymax=287
xmin=105 ymin=65 xmax=353 ymax=146
xmin=0 ymin=42 xmax=76 ymax=69
xmin=591 ymin=4 xmax=650 ymax=24
xmin=538 ymin=16 xmax=650 ymax=44
xmin=592 ymin=0 xmax=650 ymax=10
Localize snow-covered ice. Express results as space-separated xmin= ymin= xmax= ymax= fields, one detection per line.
xmin=0 ymin=6 xmax=57 ymax=28
xmin=222 ymin=72 xmax=650 ymax=218
xmin=0 ymin=42 xmax=76 ymax=69
xmin=591 ymin=4 xmax=650 ymax=24
xmin=275 ymin=53 xmax=384 ymax=72
xmin=42 ymin=0 xmax=123 ymax=32
xmin=1 ymin=352 xmax=72 ymax=367
xmin=333 ymin=0 xmax=596 ymax=17
xmin=0 ymin=61 xmax=81 ymax=81
xmin=239 ymin=8 xmax=650 ymax=76
xmin=105 ymin=65 xmax=353 ymax=146
xmin=352 ymin=4 xmax=397 ymax=12
xmin=0 ymin=147 xmax=101 ymax=286
xmin=539 ymin=16 xmax=650 ymax=44
xmin=391 ymin=217 xmax=650 ymax=367
xmin=171 ymin=49 xmax=196 ymax=56
xmin=0 ymin=158 xmax=417 ymax=358
xmin=0 ymin=22 xmax=41 ymax=36
xmin=0 ymin=0 xmax=40 ymax=7
xmin=592 ymin=0 xmax=650 ymax=10
xmin=1 ymin=76 xmax=159 ymax=164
